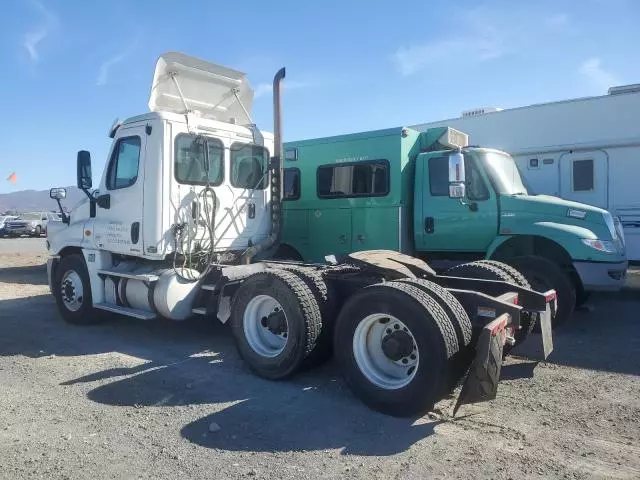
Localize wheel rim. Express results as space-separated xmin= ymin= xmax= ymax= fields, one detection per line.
xmin=60 ymin=269 xmax=84 ymax=312
xmin=352 ymin=314 xmax=419 ymax=390
xmin=243 ymin=295 xmax=289 ymax=358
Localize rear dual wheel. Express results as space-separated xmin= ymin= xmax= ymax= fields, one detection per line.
xmin=333 ymin=281 xmax=460 ymax=417
xmin=229 ymin=269 xmax=323 ymax=380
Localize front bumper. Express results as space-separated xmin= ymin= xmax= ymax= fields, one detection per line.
xmin=573 ymin=260 xmax=628 ymax=292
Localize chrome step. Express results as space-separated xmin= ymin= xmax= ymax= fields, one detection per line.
xmin=97 ymin=270 xmax=159 ymax=282
xmin=201 ymin=284 xmax=218 ymax=291
xmin=94 ymin=302 xmax=156 ymax=320
xmin=192 ymin=307 xmax=207 ymax=315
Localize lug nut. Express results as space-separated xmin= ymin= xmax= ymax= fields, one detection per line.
xmin=410 ymin=354 xmax=416 ymax=360
xmin=402 ymin=358 xmax=408 ymax=364
xmin=394 ymin=324 xmax=400 ymax=330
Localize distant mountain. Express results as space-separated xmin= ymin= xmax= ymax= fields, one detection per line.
xmin=0 ymin=187 xmax=86 ymax=214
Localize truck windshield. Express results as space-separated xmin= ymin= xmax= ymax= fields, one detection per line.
xmin=479 ymin=151 xmax=530 ymax=195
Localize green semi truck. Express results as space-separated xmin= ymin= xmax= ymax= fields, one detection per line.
xmin=279 ymin=126 xmax=628 ymax=327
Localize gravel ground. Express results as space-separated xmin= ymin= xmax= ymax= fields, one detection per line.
xmin=0 ymin=248 xmax=639 ymax=480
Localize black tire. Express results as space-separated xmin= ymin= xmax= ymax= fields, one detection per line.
xmin=503 ymin=256 xmax=576 ymax=330
xmin=397 ymin=278 xmax=473 ymax=389
xmin=34 ymin=225 xmax=42 ymax=237
xmin=446 ymin=261 xmax=516 ymax=284
xmin=396 ymin=278 xmax=472 ymax=348
xmin=446 ymin=261 xmax=527 ymax=355
xmin=269 ymin=265 xmax=338 ymax=368
xmin=575 ymin=288 xmax=591 ymax=308
xmin=230 ymin=269 xmax=322 ymax=380
xmin=474 ymin=260 xmax=538 ymax=345
xmin=53 ymin=254 xmax=102 ymax=325
xmin=334 ymin=281 xmax=458 ymax=417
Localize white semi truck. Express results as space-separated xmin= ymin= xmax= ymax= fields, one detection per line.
xmin=45 ymin=52 xmax=557 ymax=417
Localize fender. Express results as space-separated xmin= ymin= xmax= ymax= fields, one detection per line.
xmin=486 ymin=222 xmax=598 ymax=259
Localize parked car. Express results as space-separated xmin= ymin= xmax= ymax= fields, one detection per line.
xmin=4 ymin=212 xmax=59 ymax=237
xmin=0 ymin=215 xmax=18 ymax=236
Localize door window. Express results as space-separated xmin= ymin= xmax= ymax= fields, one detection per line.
xmin=174 ymin=134 xmax=224 ymax=185
xmin=572 ymin=159 xmax=594 ymax=191
xmin=107 ymin=136 xmax=141 ymax=190
xmin=283 ymin=168 xmax=301 ymax=200
xmin=428 ymin=155 xmax=489 ymax=200
xmin=230 ymin=143 xmax=269 ymax=190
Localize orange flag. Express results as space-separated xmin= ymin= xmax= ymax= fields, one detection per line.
xmin=6 ymin=172 xmax=17 ymax=183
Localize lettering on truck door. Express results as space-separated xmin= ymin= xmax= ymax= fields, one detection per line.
xmin=92 ymin=127 xmax=146 ymax=255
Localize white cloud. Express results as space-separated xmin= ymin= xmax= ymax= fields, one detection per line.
xmin=393 ymin=7 xmax=574 ymax=76
xmin=393 ymin=8 xmax=507 ymax=76
xmin=22 ymin=0 xmax=58 ymax=62
xmin=546 ymin=13 xmax=570 ymax=28
xmin=253 ymin=80 xmax=314 ymax=99
xmin=579 ymin=57 xmax=620 ymax=91
xmin=96 ymin=50 xmax=130 ymax=86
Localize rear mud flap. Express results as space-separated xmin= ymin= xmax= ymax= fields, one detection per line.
xmin=453 ymin=314 xmax=507 ymax=416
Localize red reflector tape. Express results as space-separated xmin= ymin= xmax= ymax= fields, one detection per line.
xmin=487 ymin=315 xmax=508 ymax=336
xmin=544 ymin=290 xmax=557 ymax=302
xmin=512 ymin=294 xmax=518 ymax=305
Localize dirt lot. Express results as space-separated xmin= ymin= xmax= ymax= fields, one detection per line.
xmin=1 ymin=250 xmax=639 ymax=480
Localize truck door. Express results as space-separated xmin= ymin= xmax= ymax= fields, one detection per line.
xmin=92 ymin=126 xmax=146 ymax=256
xmin=416 ymin=153 xmax=498 ymax=252
xmin=559 ymin=151 xmax=608 ymax=208
xmin=218 ymin=142 xmax=269 ymax=246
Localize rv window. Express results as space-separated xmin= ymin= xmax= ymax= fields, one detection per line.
xmin=174 ymin=134 xmax=224 ymax=186
xmin=529 ymin=158 xmax=539 ymax=169
xmin=283 ymin=168 xmax=300 ymax=201
xmin=230 ymin=143 xmax=269 ymax=190
xmin=107 ymin=136 xmax=141 ymax=190
xmin=543 ymin=158 xmax=554 ymax=165
xmin=317 ymin=160 xmax=389 ymax=199
xmin=573 ymin=159 xmax=594 ymax=191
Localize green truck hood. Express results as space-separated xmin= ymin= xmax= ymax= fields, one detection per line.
xmin=496 ymin=194 xmax=627 ymax=262
xmin=500 ymin=194 xmax=607 ymax=225
xmin=490 ymin=195 xmax=626 ymax=262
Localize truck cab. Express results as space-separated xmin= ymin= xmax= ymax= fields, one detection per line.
xmin=47 ymin=52 xmax=274 ymax=266
xmin=416 ymin=142 xmax=628 ymax=290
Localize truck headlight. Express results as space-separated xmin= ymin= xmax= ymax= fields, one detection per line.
xmin=582 ymin=238 xmax=617 ymax=253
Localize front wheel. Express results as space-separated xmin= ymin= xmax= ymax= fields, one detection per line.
xmin=33 ymin=226 xmax=42 ymax=237
xmin=53 ymin=254 xmax=103 ymax=325
xmin=504 ymin=256 xmax=576 ymax=330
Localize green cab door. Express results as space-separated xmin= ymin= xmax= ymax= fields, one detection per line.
xmin=415 ymin=151 xmax=498 ymax=253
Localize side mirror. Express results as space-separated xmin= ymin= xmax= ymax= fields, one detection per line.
xmin=77 ymin=150 xmax=93 ymax=190
xmin=448 ymin=150 xmax=466 ymax=199
xmin=50 ymin=187 xmax=67 ymax=200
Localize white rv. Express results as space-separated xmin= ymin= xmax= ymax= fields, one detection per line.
xmin=412 ymin=84 xmax=640 ymax=261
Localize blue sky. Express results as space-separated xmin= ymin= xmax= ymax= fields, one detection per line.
xmin=1 ymin=0 xmax=639 ymax=193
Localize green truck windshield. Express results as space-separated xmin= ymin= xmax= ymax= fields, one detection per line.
xmin=479 ymin=151 xmax=530 ymax=195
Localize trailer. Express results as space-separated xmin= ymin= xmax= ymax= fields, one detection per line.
xmin=411 ymin=84 xmax=640 ymax=261
xmin=45 ymin=52 xmax=557 ymax=418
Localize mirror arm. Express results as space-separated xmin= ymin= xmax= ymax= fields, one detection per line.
xmin=55 ymin=199 xmax=70 ymax=225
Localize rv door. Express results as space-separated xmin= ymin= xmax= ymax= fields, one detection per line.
xmin=559 ymin=150 xmax=608 ymax=208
